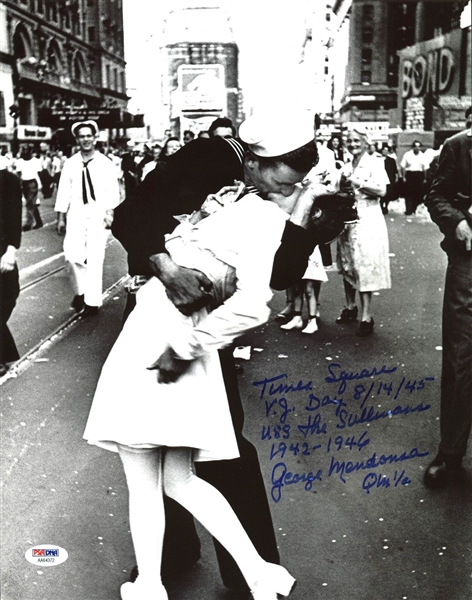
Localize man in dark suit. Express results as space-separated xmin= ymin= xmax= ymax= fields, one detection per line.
xmin=424 ymin=120 xmax=472 ymax=488
xmin=0 ymin=160 xmax=22 ymax=376
xmin=380 ymin=143 xmax=399 ymax=215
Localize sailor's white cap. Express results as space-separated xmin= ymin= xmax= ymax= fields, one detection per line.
xmin=239 ymin=110 xmax=315 ymax=157
xmin=71 ymin=120 xmax=99 ymax=137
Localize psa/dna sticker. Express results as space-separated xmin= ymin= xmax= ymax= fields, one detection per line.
xmin=25 ymin=544 xmax=68 ymax=566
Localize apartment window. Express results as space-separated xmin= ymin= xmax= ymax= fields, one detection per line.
xmin=113 ymin=68 xmax=118 ymax=91
xmin=120 ymin=71 xmax=125 ymax=94
xmin=88 ymin=26 xmax=96 ymax=42
xmin=361 ymin=71 xmax=372 ymax=84
xmin=106 ymin=65 xmax=110 ymax=88
xmin=37 ymin=0 xmax=44 ymax=13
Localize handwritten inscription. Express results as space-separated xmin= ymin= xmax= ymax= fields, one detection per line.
xmin=253 ymin=365 xmax=434 ymax=501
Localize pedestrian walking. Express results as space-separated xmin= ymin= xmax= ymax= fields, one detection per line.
xmin=423 ymin=122 xmax=472 ymax=489
xmin=84 ymin=111 xmax=323 ymax=600
xmin=335 ymin=128 xmax=391 ymax=337
xmin=54 ymin=120 xmax=120 ymax=316
xmin=380 ymin=143 xmax=399 ymax=215
xmin=0 ymin=158 xmax=22 ymax=376
xmin=14 ymin=145 xmax=43 ymax=230
xmin=400 ymin=140 xmax=426 ymax=215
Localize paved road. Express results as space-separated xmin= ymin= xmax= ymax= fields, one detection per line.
xmin=1 ymin=201 xmax=471 ymax=600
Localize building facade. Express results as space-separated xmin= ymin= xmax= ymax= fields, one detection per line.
xmin=0 ymin=0 xmax=134 ymax=152
xmin=161 ymin=6 xmax=242 ymax=138
xmin=339 ymin=0 xmax=469 ymax=140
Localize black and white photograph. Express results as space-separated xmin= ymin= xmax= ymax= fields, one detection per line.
xmin=1 ymin=1 xmax=471 ymax=599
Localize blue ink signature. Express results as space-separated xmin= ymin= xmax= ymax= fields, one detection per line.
xmin=325 ymin=363 xmax=398 ymax=394
xmin=271 ymin=461 xmax=322 ymax=503
xmin=253 ymin=374 xmax=313 ymax=400
xmin=335 ymin=400 xmax=431 ymax=429
xmin=362 ymin=469 xmax=411 ymax=494
xmin=328 ymin=446 xmax=429 ymax=483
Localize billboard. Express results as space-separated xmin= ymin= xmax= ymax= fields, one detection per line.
xmin=178 ymin=64 xmax=225 ymax=113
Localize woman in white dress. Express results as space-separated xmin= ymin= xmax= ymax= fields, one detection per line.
xmin=336 ymin=129 xmax=391 ymax=336
xmin=83 ymin=112 xmax=320 ymax=600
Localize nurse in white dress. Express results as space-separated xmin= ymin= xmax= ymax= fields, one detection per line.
xmin=336 ymin=128 xmax=391 ymax=337
xmin=83 ymin=111 xmax=321 ymax=600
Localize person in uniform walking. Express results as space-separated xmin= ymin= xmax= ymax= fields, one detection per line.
xmin=55 ymin=121 xmax=120 ymax=316
xmin=423 ymin=120 xmax=472 ymax=488
xmin=0 ymin=157 xmax=22 ymax=376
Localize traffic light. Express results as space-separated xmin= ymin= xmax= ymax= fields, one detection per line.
xmin=9 ymin=103 xmax=19 ymax=119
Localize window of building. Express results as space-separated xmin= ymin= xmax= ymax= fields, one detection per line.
xmin=13 ymin=26 xmax=30 ymax=60
xmin=18 ymin=96 xmax=33 ymax=125
xmin=387 ymin=1 xmax=416 ymax=87
xmin=49 ymin=2 xmax=58 ymax=22
xmin=73 ymin=53 xmax=86 ymax=82
xmin=88 ymin=26 xmax=96 ymax=42
xmin=105 ymin=65 xmax=110 ymax=88
xmin=113 ymin=68 xmax=118 ymax=90
xmin=324 ymin=66 xmax=329 ymax=75
xmin=47 ymin=40 xmax=62 ymax=72
xmin=37 ymin=0 xmax=44 ymax=13
xmin=87 ymin=0 xmax=95 ymax=5
xmin=361 ymin=71 xmax=372 ymax=84
xmin=362 ymin=26 xmax=373 ymax=44
xmin=361 ymin=48 xmax=372 ymax=65
xmin=63 ymin=9 xmax=71 ymax=29
xmin=120 ymin=71 xmax=125 ymax=94
xmin=363 ymin=4 xmax=374 ymax=22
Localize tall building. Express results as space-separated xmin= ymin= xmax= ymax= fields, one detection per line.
xmin=339 ymin=0 xmax=469 ymax=138
xmin=0 ymin=0 xmax=136 ymax=151
xmin=161 ymin=6 xmax=241 ymax=138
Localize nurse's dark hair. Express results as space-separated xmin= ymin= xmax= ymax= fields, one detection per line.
xmin=247 ymin=139 xmax=319 ymax=173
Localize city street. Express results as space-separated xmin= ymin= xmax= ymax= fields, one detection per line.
xmin=1 ymin=200 xmax=471 ymax=600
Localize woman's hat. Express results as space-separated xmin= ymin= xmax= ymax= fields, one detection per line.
xmin=71 ymin=120 xmax=99 ymax=138
xmin=239 ymin=110 xmax=315 ymax=157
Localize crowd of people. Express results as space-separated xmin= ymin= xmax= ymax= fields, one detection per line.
xmin=1 ymin=108 xmax=470 ymax=599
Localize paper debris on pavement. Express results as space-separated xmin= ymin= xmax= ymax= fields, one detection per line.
xmin=233 ymin=346 xmax=251 ymax=360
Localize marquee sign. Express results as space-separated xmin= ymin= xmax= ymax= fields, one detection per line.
xmin=43 ymin=107 xmax=123 ymax=128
